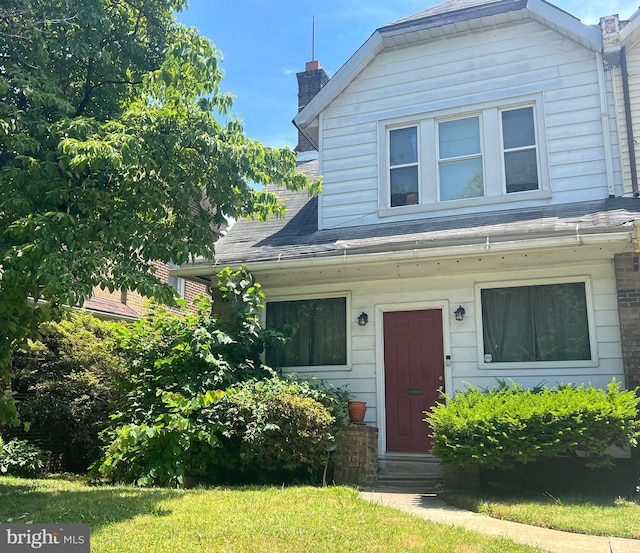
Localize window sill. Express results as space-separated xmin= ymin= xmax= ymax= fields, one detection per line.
xmin=478 ymin=359 xmax=599 ymax=370
xmin=281 ymin=364 xmax=351 ymax=373
xmin=378 ymin=189 xmax=552 ymax=218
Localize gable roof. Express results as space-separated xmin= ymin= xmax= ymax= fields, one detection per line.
xmin=293 ymin=0 xmax=602 ymax=149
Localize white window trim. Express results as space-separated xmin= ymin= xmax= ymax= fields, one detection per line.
xmin=388 ymin=125 xmax=421 ymax=207
xmin=168 ymin=262 xmax=185 ymax=297
xmin=263 ymin=291 xmax=352 ymax=372
xmin=378 ymin=94 xmax=551 ymax=217
xmin=474 ymin=276 xmax=599 ymax=370
xmin=436 ymin=112 xmax=485 ymax=202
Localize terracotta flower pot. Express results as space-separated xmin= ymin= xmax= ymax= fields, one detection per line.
xmin=348 ymin=400 xmax=367 ymax=425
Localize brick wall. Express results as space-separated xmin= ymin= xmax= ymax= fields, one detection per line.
xmin=333 ymin=425 xmax=378 ymax=488
xmin=613 ymin=252 xmax=640 ymax=481
xmin=614 ymin=253 xmax=640 ymax=389
xmin=90 ymin=260 xmax=208 ymax=318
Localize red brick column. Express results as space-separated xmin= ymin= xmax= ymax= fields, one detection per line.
xmin=333 ymin=425 xmax=378 ymax=488
xmin=614 ymin=252 xmax=640 ymax=480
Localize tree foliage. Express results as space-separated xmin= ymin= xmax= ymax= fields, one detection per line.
xmin=10 ymin=311 xmax=126 ymax=472
xmin=0 ymin=0 xmax=317 ymax=425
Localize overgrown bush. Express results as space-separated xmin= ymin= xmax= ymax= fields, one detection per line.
xmin=10 ymin=312 xmax=126 ymax=472
xmin=209 ymin=376 xmax=347 ymax=482
xmin=97 ymin=391 xmax=224 ymax=487
xmin=426 ymin=380 xmax=640 ymax=469
xmin=0 ymin=437 xmax=50 ymax=478
xmin=113 ymin=268 xmax=275 ymax=426
xmin=98 ymin=267 xmax=350 ymax=487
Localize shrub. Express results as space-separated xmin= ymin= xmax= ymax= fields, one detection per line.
xmin=0 ymin=437 xmax=50 ymax=478
xmin=113 ymin=268 xmax=275 ymax=426
xmin=209 ymin=376 xmax=341 ymax=481
xmin=10 ymin=312 xmax=126 ymax=472
xmin=426 ymin=380 xmax=640 ymax=469
xmin=97 ymin=390 xmax=224 ymax=487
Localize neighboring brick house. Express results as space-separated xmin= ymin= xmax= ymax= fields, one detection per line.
xmin=176 ymin=0 xmax=640 ymax=482
xmin=84 ymin=260 xmax=209 ymax=320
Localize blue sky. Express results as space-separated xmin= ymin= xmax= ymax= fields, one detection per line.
xmin=178 ymin=0 xmax=639 ymax=149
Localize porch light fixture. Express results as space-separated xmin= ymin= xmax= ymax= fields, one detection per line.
xmin=357 ymin=312 xmax=369 ymax=326
xmin=454 ymin=306 xmax=466 ymax=321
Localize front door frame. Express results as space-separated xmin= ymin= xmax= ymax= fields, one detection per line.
xmin=375 ymin=300 xmax=452 ymax=456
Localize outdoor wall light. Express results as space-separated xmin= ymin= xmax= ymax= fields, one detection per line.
xmin=454 ymin=306 xmax=466 ymax=321
xmin=357 ymin=312 xmax=369 ymax=326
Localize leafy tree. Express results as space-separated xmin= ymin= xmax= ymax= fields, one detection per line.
xmin=0 ymin=0 xmax=317 ymax=425
xmin=10 ymin=311 xmax=126 ymax=472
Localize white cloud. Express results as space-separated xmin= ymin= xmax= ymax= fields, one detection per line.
xmin=282 ymin=68 xmax=299 ymax=76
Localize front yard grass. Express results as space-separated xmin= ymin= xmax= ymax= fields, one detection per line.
xmin=0 ymin=477 xmax=546 ymax=553
xmin=442 ymin=491 xmax=640 ymax=539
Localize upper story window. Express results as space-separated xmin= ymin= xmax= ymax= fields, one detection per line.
xmin=438 ymin=116 xmax=483 ymax=201
xmin=502 ymin=107 xmax=538 ymax=193
xmin=379 ymin=97 xmax=548 ymax=216
xmin=168 ymin=261 xmax=185 ymax=297
xmin=389 ymin=127 xmax=419 ymax=206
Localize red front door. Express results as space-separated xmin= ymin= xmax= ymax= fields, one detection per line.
xmin=383 ymin=309 xmax=445 ymax=452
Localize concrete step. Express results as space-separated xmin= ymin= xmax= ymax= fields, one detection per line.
xmin=377 ymin=454 xmax=444 ymax=492
xmin=378 ymin=454 xmax=444 ymax=476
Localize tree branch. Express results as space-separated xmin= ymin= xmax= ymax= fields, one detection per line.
xmin=74 ymin=56 xmax=95 ymax=117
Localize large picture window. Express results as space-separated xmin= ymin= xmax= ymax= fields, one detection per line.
xmin=266 ymin=297 xmax=347 ymax=367
xmin=481 ymin=282 xmax=591 ymax=363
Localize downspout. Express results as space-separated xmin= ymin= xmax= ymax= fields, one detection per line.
xmin=620 ymin=46 xmax=640 ymax=197
xmin=596 ymin=51 xmax=616 ymax=197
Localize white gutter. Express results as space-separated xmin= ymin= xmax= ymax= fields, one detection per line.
xmin=173 ymin=231 xmax=633 ymax=278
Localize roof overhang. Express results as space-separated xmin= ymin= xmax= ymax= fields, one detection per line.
xmin=293 ymin=0 xmax=602 ymax=149
xmin=174 ymin=229 xmax=633 ymax=286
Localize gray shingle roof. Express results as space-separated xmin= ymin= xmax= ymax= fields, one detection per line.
xmin=213 ymin=188 xmax=640 ymax=266
xmin=380 ymin=0 xmax=527 ymax=33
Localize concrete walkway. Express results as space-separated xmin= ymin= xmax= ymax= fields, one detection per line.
xmin=360 ymin=490 xmax=640 ymax=553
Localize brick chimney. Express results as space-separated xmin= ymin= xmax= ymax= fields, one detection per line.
xmin=296 ymin=60 xmax=329 ymax=153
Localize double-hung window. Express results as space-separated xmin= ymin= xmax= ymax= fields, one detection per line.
xmin=438 ymin=116 xmax=484 ymax=201
xmin=381 ymin=97 xmax=545 ymax=214
xmin=265 ymin=296 xmax=347 ymax=368
xmin=502 ymin=107 xmax=538 ymax=193
xmin=389 ymin=126 xmax=419 ymax=207
xmin=479 ymin=281 xmax=593 ymax=367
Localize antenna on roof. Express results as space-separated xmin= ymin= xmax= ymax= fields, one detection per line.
xmin=312 ymin=16 xmax=315 ymax=61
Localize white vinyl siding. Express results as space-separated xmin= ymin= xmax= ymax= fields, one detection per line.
xmin=257 ymin=251 xmax=624 ymax=431
xmin=318 ymin=19 xmax=615 ymax=230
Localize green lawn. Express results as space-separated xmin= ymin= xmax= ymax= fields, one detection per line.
xmin=0 ymin=477 xmax=546 ymax=553
xmin=442 ymin=491 xmax=640 ymax=539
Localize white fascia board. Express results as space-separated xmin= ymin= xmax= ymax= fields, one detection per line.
xmin=293 ymin=31 xmax=384 ymax=149
xmin=526 ymin=0 xmax=601 ymax=51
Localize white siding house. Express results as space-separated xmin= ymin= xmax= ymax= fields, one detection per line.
xmin=178 ymin=0 xmax=640 ymax=462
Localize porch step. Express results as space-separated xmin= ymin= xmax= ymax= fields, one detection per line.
xmin=376 ymin=454 xmax=444 ymax=492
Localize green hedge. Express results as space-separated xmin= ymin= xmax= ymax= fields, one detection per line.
xmin=425 ymin=380 xmax=640 ymax=469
